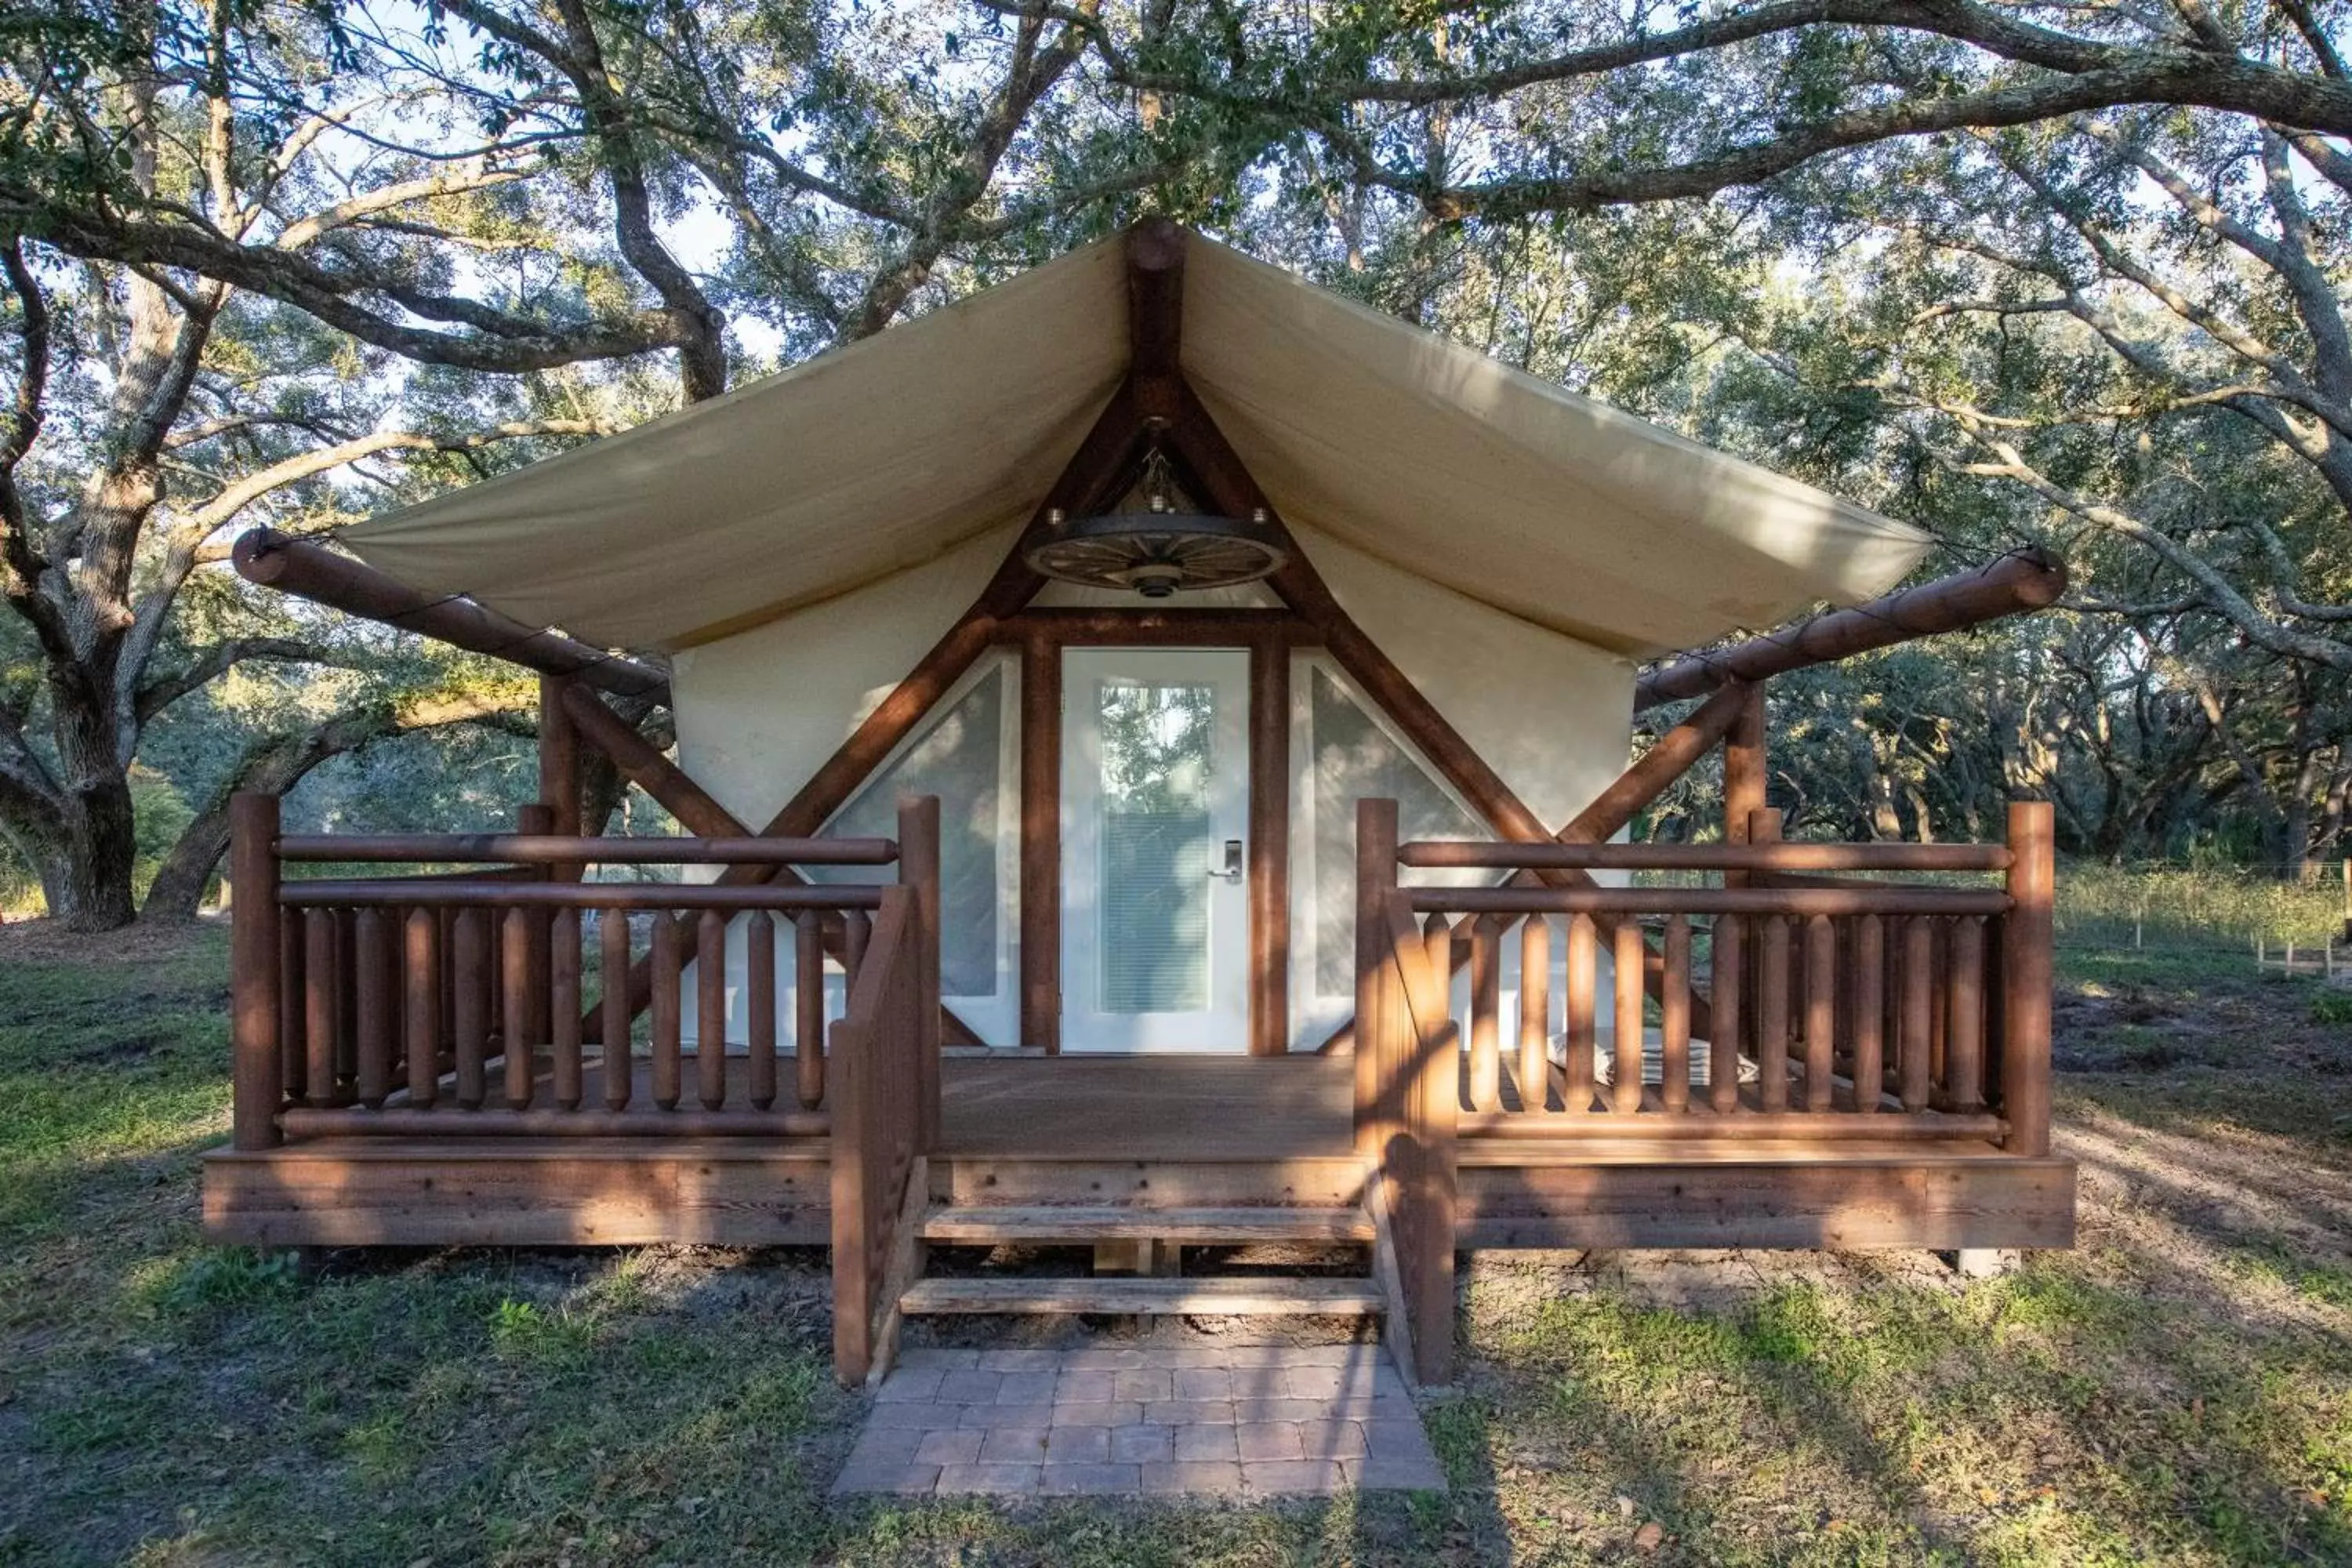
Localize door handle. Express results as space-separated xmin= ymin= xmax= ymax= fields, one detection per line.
xmin=1209 ymin=838 xmax=1243 ymax=881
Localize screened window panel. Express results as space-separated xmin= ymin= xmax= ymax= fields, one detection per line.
xmin=1305 ymin=664 xmax=1483 ymax=1001
xmin=809 ymin=661 xmax=1007 ymax=999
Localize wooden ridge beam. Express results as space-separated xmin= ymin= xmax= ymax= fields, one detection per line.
xmin=1635 ymin=550 xmax=2067 ymax=712
xmin=231 ymin=528 xmax=671 ymax=705
xmin=1126 ymin=219 xmax=1186 ymax=419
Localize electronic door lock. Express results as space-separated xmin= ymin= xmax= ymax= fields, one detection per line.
xmin=1209 ymin=838 xmax=1243 ymax=881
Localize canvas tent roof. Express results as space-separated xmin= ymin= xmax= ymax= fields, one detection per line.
xmin=342 ymin=229 xmax=1930 ymax=658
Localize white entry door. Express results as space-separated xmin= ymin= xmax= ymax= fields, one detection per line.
xmin=1060 ymin=648 xmax=1250 ymax=1052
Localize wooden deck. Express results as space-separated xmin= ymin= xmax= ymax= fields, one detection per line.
xmin=205 ymin=1054 xmax=2071 ymax=1252
xmin=938 ymin=1055 xmax=1353 ymax=1158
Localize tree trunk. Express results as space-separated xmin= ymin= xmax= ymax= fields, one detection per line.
xmin=140 ymin=691 xmax=537 ymax=920
xmin=55 ymin=788 xmax=138 ymax=929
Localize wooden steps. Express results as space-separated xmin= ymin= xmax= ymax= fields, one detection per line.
xmin=920 ymin=1203 xmax=1374 ymax=1244
xmin=902 ymin=1189 xmax=1392 ymax=1327
xmin=898 ymin=1275 xmax=1385 ymax=1316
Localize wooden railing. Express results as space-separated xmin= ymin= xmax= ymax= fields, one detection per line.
xmin=1368 ymin=802 xmax=2054 ymax=1145
xmin=225 ymin=793 xmax=942 ymax=1148
xmin=1353 ymin=797 xmax=2057 ymax=1384
xmin=829 ymin=882 xmax=930 ymax=1385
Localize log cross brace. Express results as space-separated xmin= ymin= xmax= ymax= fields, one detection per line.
xmin=557 ymin=684 xmax=985 ymax=1047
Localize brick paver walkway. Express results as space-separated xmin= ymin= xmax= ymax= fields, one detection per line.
xmin=831 ymin=1341 xmax=1446 ymax=1497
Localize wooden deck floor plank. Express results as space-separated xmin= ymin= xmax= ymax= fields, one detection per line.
xmin=938 ymin=1055 xmax=1355 ymax=1159
xmin=898 ymin=1276 xmax=1385 ymax=1316
xmin=920 ymin=1203 xmax=1374 ymax=1243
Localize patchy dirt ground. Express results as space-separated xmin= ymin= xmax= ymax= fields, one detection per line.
xmin=0 ymin=921 xmax=2346 ymax=1565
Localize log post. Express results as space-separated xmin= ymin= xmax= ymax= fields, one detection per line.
xmin=898 ymin=795 xmax=942 ymax=1150
xmin=2001 ymin=800 xmax=2055 ymax=1156
xmin=538 ymin=674 xmax=584 ymax=886
xmin=1385 ymin=887 xmax=1459 ymax=1388
xmin=1723 ymin=685 xmax=1767 ymax=887
xmin=228 ymin=793 xmax=284 ymax=1150
xmin=1355 ymin=798 xmax=1400 ymax=1156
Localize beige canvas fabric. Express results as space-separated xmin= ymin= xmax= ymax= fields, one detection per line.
xmin=343 ymin=230 xmax=1929 ymax=657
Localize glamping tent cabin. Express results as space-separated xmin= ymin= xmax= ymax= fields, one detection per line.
xmin=207 ymin=222 xmax=2075 ymax=1387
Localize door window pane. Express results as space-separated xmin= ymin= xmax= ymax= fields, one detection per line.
xmin=1096 ymin=681 xmax=1215 ymax=1013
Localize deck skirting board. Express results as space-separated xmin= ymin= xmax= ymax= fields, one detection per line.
xmin=202 ymin=1138 xmax=832 ymax=1247
xmin=205 ymin=1142 xmax=2073 ymax=1253
xmin=1457 ymin=1157 xmax=2076 ymax=1250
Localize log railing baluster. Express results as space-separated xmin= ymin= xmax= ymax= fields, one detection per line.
xmin=336 ymin=909 xmax=359 ymax=1090
xmin=387 ymin=905 xmax=409 ymax=1087
xmin=1899 ymin=916 xmax=1933 ymax=1112
xmin=1709 ymin=914 xmax=1742 ymax=1113
xmin=354 ymin=909 xmax=393 ymax=1109
xmin=1661 ymin=914 xmax=1690 ymax=1113
xmin=1612 ymin=919 xmax=1645 ymax=1116
xmin=1563 ymin=913 xmax=1596 ymax=1114
xmin=278 ymin=906 xmax=307 ymax=1104
xmin=601 ymin=909 xmax=631 ymax=1111
xmin=1421 ymin=913 xmax=1454 ymax=1109
xmin=1468 ymin=923 xmax=1501 ymax=1113
xmin=551 ymin=909 xmax=583 ymax=1110
xmin=437 ymin=906 xmax=458 ymax=1071
xmin=797 ymin=909 xmax=826 ymax=1110
xmin=1850 ymin=915 xmax=1883 ymax=1113
xmin=1804 ymin=914 xmax=1835 ymax=1112
xmin=504 ymin=908 xmax=539 ymax=1110
xmin=453 ymin=909 xmax=489 ymax=1109
xmin=1929 ymin=916 xmax=1950 ymax=1099
xmin=842 ymin=909 xmax=870 ymax=992
xmin=1519 ymin=915 xmax=1552 ymax=1115
xmin=698 ymin=910 xmax=729 ymax=1112
xmin=1757 ymin=916 xmax=1790 ymax=1112
xmin=747 ymin=911 xmax=777 ymax=1112
xmin=405 ymin=909 xmax=438 ymax=1106
xmin=305 ymin=909 xmax=339 ymax=1109
xmin=1946 ymin=915 xmax=1986 ymax=1113
xmin=1421 ymin=913 xmax=1451 ymax=986
xmin=652 ymin=914 xmax=683 ymax=1111
xmin=1748 ymin=808 xmax=1783 ymax=1111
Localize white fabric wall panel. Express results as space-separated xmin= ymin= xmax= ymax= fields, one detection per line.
xmin=1292 ymin=521 xmax=1635 ymax=832
xmin=670 ymin=523 xmax=1018 ymax=830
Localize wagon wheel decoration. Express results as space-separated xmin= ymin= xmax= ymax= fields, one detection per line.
xmin=1023 ymin=423 xmax=1289 ymax=598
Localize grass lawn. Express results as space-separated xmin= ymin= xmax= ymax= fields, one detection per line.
xmin=1 ymin=920 xmax=2348 ymax=1566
